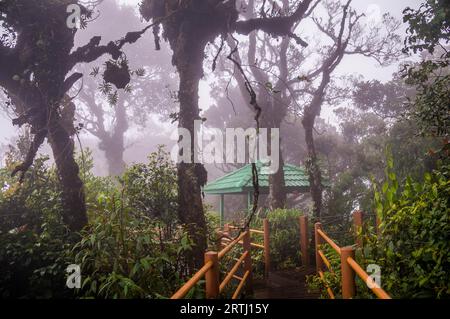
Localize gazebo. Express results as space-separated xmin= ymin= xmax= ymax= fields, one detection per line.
xmin=203 ymin=162 xmax=312 ymax=225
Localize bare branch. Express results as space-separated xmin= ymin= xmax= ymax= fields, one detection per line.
xmin=233 ymin=0 xmax=313 ymax=38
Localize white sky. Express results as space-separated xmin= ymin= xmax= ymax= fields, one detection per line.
xmin=0 ymin=0 xmax=422 ymax=146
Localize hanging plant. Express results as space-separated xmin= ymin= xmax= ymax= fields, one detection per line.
xmin=102 ymin=58 xmax=131 ymax=89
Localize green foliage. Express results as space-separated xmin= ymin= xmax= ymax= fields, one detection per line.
xmin=253 ymin=209 xmax=303 ymax=270
xmin=0 ymin=147 xmax=194 ymax=299
xmin=402 ymin=0 xmax=450 ymax=137
xmin=0 ymin=218 xmax=75 ymax=298
xmin=306 ymin=244 xmax=341 ymax=299
xmin=73 ymin=194 xmax=191 ymax=299
xmin=308 ymin=152 xmax=449 ymax=299
xmin=121 ymin=145 xmax=178 ymax=225
xmin=0 ymin=155 xmax=61 ymax=232
xmin=403 ymin=0 xmax=450 ymax=54
xmin=362 ymin=159 xmax=450 ymax=298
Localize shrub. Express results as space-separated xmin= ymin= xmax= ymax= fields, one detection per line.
xmin=307 ymin=157 xmax=450 ymax=299
xmin=121 ymin=145 xmax=178 ymax=226
xmin=0 ymin=147 xmax=194 ymax=299
xmin=361 ymin=159 xmax=450 ymax=298
xmin=252 ymin=208 xmax=303 ymax=270
xmin=72 ymin=193 xmax=192 ymax=299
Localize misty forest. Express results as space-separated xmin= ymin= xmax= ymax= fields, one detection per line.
xmin=0 ymin=0 xmax=448 ymax=300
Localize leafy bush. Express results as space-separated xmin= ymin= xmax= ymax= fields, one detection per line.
xmin=306 ymin=244 xmax=341 ymax=299
xmin=361 ymin=159 xmax=450 ymax=298
xmin=121 ymin=146 xmax=178 ymax=225
xmin=252 ymin=208 xmax=303 ymax=270
xmin=307 ymin=156 xmax=450 ymax=299
xmin=0 ymin=223 xmax=75 ymax=298
xmin=73 ymin=194 xmax=192 ymax=299
xmin=0 ymin=147 xmax=195 ymax=299
xmin=0 ymin=154 xmax=62 ymax=233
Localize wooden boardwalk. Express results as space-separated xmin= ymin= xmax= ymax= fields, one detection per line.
xmin=253 ymin=267 xmax=319 ymax=299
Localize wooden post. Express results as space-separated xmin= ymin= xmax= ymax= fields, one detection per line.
xmin=340 ymin=246 xmax=356 ymax=299
xmin=314 ymin=222 xmax=323 ymax=272
xmin=204 ymin=251 xmax=219 ymax=299
xmin=300 ymin=216 xmax=309 ymax=266
xmin=242 ymin=228 xmax=253 ymax=295
xmin=353 ymin=210 xmax=364 ymax=248
xmin=263 ymin=219 xmax=270 ymax=278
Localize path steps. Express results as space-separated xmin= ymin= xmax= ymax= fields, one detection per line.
xmin=253 ymin=267 xmax=319 ymax=299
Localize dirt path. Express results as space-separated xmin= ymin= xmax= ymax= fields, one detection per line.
xmin=253 ymin=267 xmax=320 ymax=299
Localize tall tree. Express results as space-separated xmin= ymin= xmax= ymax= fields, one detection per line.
xmin=284 ymin=0 xmax=401 ymax=218
xmin=73 ymin=1 xmax=177 ymax=176
xmin=220 ymin=0 xmax=316 ymax=209
xmin=214 ymin=0 xmax=401 ymax=218
xmin=139 ymin=0 xmax=315 ymax=267
xmin=0 ymin=0 xmax=151 ymax=231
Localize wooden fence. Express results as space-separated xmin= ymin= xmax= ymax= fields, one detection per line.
xmin=313 ymin=211 xmax=391 ymax=299
xmin=170 ymin=220 xmax=270 ymax=299
xmin=171 ymin=212 xmax=390 ymax=299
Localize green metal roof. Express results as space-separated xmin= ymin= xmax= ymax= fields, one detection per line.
xmin=203 ymin=162 xmax=312 ymax=194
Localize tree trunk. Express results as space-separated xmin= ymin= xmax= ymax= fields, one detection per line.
xmin=267 ymin=127 xmax=286 ymax=209
xmin=103 ymin=141 xmax=126 ymax=177
xmin=302 ymin=119 xmax=322 ymax=219
xmin=101 ymin=101 xmax=128 ymax=176
xmin=268 ymin=151 xmax=286 ymax=209
xmin=47 ymin=114 xmax=88 ymax=232
xmin=261 ymin=107 xmax=286 ymax=210
xmin=173 ymin=35 xmax=208 ymax=270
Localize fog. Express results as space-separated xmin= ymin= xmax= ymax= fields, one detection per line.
xmin=0 ymin=0 xmax=422 ymax=207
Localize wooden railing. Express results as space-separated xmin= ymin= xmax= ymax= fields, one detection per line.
xmin=171 ymin=220 xmax=270 ymax=299
xmin=314 ymin=211 xmax=391 ymax=299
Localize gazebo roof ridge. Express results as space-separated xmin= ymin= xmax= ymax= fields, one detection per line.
xmin=203 ymin=162 xmax=313 ymax=195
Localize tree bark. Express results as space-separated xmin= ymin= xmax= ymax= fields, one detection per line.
xmin=100 ymin=101 xmax=128 ymax=176
xmin=268 ymin=148 xmax=286 ymax=209
xmin=302 ymin=116 xmax=323 ymax=219
xmin=103 ymin=140 xmax=126 ymax=177
xmin=47 ymin=114 xmax=88 ymax=232
xmin=172 ymin=30 xmax=208 ymax=270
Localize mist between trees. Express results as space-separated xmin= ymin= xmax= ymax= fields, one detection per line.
xmin=171 ymin=120 xmax=280 ymax=173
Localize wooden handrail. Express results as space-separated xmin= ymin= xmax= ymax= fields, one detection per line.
xmin=232 ymin=270 xmax=250 ymax=299
xmin=250 ymin=242 xmax=264 ymax=249
xmin=317 ymin=229 xmax=341 ymax=255
xmin=318 ymin=249 xmax=333 ymax=272
xmin=315 ymin=216 xmax=392 ymax=300
xmin=220 ymin=251 xmax=249 ymax=292
xmin=346 ymin=256 xmax=391 ymax=299
xmin=218 ymin=230 xmax=248 ymax=260
xmin=172 ymin=220 xmax=269 ymax=300
xmin=228 ymin=225 xmax=264 ymax=234
xmin=171 ymin=260 xmax=214 ymax=299
xmin=318 ymin=270 xmax=335 ymax=299
xmin=221 ymin=238 xmax=264 ymax=250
